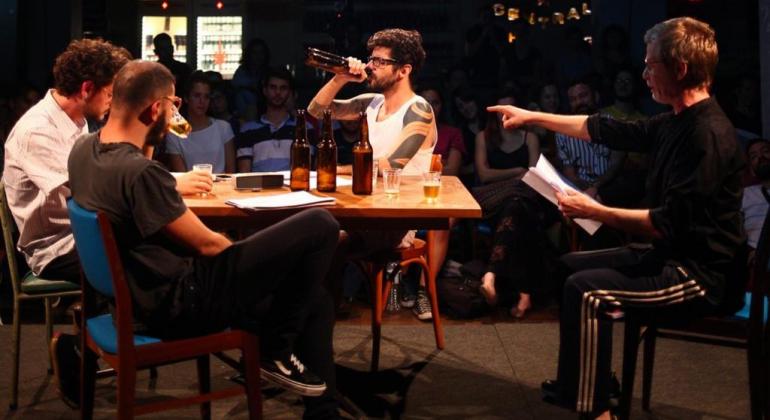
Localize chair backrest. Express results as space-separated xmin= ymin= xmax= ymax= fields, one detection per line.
xmin=0 ymin=182 xmax=23 ymax=296
xmin=68 ymin=199 xmax=138 ymax=347
xmin=66 ymin=199 xmax=119 ymax=297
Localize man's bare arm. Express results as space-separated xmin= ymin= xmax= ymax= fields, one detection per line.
xmin=384 ymin=101 xmax=436 ymax=170
xmin=162 ymin=209 xmax=232 ymax=257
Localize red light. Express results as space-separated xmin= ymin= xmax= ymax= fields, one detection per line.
xmin=216 ymin=1 xmax=223 ymax=9
xmin=161 ymin=1 xmax=168 ymax=10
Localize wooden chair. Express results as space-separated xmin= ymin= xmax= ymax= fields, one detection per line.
xmin=356 ymin=237 xmax=444 ymax=372
xmin=616 ymin=211 xmax=770 ymax=420
xmin=0 ymin=182 xmax=80 ymax=410
xmin=67 ymin=199 xmax=262 ymax=419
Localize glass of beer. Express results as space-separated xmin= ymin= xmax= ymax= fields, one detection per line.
xmin=422 ymin=171 xmax=441 ymax=203
xmin=168 ymin=106 xmax=192 ymax=138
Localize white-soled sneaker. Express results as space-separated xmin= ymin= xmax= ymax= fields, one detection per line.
xmin=412 ymin=289 xmax=433 ymax=321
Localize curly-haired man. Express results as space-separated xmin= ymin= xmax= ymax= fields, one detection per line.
xmin=308 ymin=28 xmax=438 ymax=321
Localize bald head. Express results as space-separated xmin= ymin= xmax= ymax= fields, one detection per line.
xmin=111 ymin=60 xmax=175 ymax=116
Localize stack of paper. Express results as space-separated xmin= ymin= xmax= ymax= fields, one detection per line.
xmin=226 ymin=191 xmax=335 ymax=210
xmin=522 ymin=155 xmax=602 ymax=235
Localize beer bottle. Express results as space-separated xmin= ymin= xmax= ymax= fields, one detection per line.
xmin=316 ymin=109 xmax=337 ymax=192
xmin=290 ymin=109 xmax=311 ymax=191
xmin=352 ymin=112 xmax=373 ymax=195
xmin=305 ymin=47 xmax=373 ymax=77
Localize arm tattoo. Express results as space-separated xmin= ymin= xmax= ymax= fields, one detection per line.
xmin=308 ymin=94 xmax=377 ymax=120
xmin=388 ymin=100 xmax=436 ymax=169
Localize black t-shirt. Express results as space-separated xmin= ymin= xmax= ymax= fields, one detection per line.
xmin=68 ymin=133 xmax=193 ymax=329
xmin=586 ymin=97 xmax=746 ymax=306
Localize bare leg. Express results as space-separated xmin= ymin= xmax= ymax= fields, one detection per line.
xmin=510 ymin=292 xmax=532 ymax=318
xmin=480 ymin=272 xmax=498 ymax=306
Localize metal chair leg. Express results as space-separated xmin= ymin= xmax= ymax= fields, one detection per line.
xmin=9 ymin=298 xmax=21 ymax=409
xmin=45 ymin=297 xmax=55 ymax=374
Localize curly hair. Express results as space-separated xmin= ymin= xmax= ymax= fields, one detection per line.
xmin=367 ymin=28 xmax=426 ymax=81
xmin=53 ymin=39 xmax=132 ymax=96
xmin=644 ymin=17 xmax=718 ymax=90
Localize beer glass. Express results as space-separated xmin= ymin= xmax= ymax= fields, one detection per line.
xmin=169 ymin=106 xmax=192 ymax=138
xmin=382 ymin=168 xmax=401 ymax=197
xmin=422 ymin=171 xmax=441 ymax=202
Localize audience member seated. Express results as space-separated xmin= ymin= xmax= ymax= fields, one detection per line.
xmin=69 ymin=60 xmax=341 ymax=418
xmin=593 ymin=25 xmax=633 ymax=100
xmin=472 ymin=92 xmax=556 ymax=318
xmin=165 ymin=71 xmax=236 ymax=173
xmin=527 ymin=82 xmax=561 ymax=167
xmin=208 ymin=80 xmax=240 ymax=135
xmin=557 ymin=79 xmax=625 ymax=204
xmin=742 ymin=138 xmax=770 ymax=251
xmin=419 ymin=85 xmax=466 ymax=176
xmin=600 ymin=67 xmax=648 ymax=208
xmin=334 ymin=117 xmax=360 ymax=165
xmin=236 ymin=67 xmax=302 ymax=173
xmin=152 ymin=33 xmax=192 ymax=99
xmin=232 ymin=38 xmax=271 ymax=122
xmin=453 ymin=89 xmax=485 ymax=186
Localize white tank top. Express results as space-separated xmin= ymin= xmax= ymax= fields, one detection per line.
xmin=365 ymin=94 xmax=437 ymax=176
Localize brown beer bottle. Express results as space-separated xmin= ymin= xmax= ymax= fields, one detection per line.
xmin=290 ymin=109 xmax=311 ymax=191
xmin=352 ymin=112 xmax=373 ymax=195
xmin=316 ymin=109 xmax=337 ymax=192
xmin=304 ymin=47 xmax=373 ymax=76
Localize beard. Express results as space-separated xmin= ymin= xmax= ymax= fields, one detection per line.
xmin=755 ymin=161 xmax=770 ymax=181
xmin=145 ymin=109 xmax=169 ymax=146
xmin=367 ymin=72 xmax=399 ymax=93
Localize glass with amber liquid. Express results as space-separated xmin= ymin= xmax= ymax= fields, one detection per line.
xmin=290 ymin=109 xmax=311 ymax=191
xmin=352 ymin=112 xmax=373 ymax=195
xmin=422 ymin=171 xmax=441 ymax=202
xmin=316 ymin=109 xmax=337 ymax=192
xmin=168 ymin=106 xmax=192 ymax=138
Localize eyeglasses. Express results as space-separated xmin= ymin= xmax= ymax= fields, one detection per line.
xmin=643 ymin=59 xmax=663 ymax=73
xmin=367 ymin=56 xmax=399 ymax=69
xmin=161 ymin=95 xmax=183 ymax=109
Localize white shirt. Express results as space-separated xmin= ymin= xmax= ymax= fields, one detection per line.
xmin=366 ymin=94 xmax=437 ymax=176
xmin=3 ymin=90 xmax=88 ymax=274
xmin=742 ymin=184 xmax=768 ymax=249
xmin=165 ymin=118 xmax=234 ymax=173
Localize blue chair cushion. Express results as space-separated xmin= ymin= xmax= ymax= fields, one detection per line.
xmin=86 ymin=314 xmax=161 ymax=354
xmin=20 ymin=272 xmax=80 ymax=294
xmin=732 ymin=292 xmax=768 ymax=322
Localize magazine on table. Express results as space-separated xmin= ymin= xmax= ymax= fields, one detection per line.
xmin=521 ymin=154 xmax=602 ymax=235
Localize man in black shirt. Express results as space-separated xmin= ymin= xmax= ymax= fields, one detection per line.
xmin=489 ymin=17 xmax=745 ymax=419
xmin=68 ymin=60 xmax=341 ymax=417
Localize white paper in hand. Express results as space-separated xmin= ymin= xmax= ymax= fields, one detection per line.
xmin=522 ymin=154 xmax=602 ymax=235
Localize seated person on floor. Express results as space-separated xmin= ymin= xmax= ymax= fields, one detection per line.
xmin=236 ymin=67 xmax=306 ymax=172
xmin=742 ymin=138 xmax=770 ymax=252
xmin=489 ymin=17 xmax=746 ymax=419
xmin=68 ymin=60 xmax=342 ymax=419
xmin=474 ymin=91 xmax=560 ymax=318
xmin=164 ymin=70 xmax=236 ymax=173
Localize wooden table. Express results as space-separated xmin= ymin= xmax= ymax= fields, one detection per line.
xmin=185 ymin=175 xmax=481 ymax=356
xmin=185 ymin=175 xmax=481 ymax=231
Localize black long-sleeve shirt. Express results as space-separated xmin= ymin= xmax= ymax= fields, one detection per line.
xmin=586 ymin=97 xmax=746 ymax=306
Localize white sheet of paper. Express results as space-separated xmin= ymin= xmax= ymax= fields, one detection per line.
xmin=522 ymin=154 xmax=602 ymax=235
xmin=226 ymin=191 xmax=335 ymax=209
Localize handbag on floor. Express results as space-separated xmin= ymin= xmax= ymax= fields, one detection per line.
xmin=437 ymin=274 xmax=487 ymax=319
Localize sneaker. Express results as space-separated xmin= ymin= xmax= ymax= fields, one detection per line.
xmin=400 ymin=290 xmax=416 ymax=308
xmin=412 ymin=289 xmax=433 ymax=321
xmin=50 ymin=332 xmax=80 ymax=409
xmin=260 ymin=353 xmax=326 ymax=397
